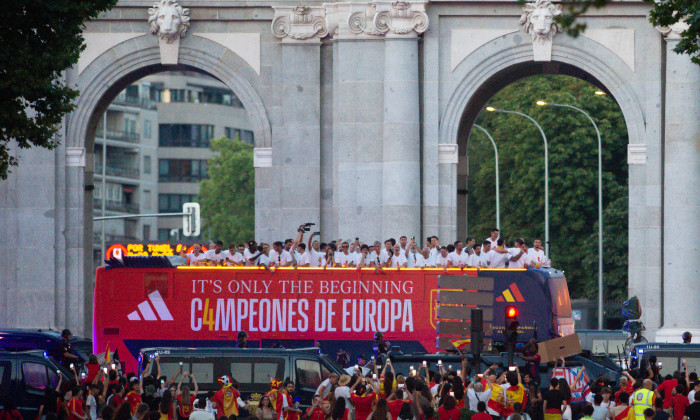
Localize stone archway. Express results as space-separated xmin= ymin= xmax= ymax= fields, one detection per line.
xmin=62 ymin=34 xmax=273 ymax=332
xmin=436 ymin=32 xmax=660 ymax=329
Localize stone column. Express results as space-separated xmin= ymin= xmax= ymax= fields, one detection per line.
xmin=656 ymin=23 xmax=700 ymax=341
xmin=380 ymin=1 xmax=427 ymax=239
xmin=270 ymin=6 xmax=326 ymax=240
xmin=326 ymin=3 xmax=387 ymax=240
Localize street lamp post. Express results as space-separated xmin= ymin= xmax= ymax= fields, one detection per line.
xmin=486 ymin=107 xmax=549 ymax=257
xmin=472 ymin=124 xmax=500 ymax=230
xmin=537 ymin=100 xmax=604 ymax=330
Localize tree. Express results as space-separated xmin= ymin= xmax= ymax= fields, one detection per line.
xmin=0 ymin=0 xmax=118 ymax=180
xmin=467 ymin=75 xmax=628 ymax=299
xmin=199 ymin=136 xmax=255 ymax=246
xmin=552 ymin=0 xmax=699 ymax=64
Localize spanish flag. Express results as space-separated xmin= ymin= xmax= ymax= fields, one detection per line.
xmin=488 ymin=383 xmax=505 ymax=415
xmin=450 ymin=338 xmax=470 ymax=350
xmin=105 ymin=342 xmax=111 ymax=364
xmin=503 ymin=384 xmax=526 ymax=417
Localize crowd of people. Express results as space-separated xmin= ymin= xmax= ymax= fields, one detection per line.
xmin=11 ymin=331 xmax=700 ymax=420
xmin=179 ymin=227 xmax=551 ymax=270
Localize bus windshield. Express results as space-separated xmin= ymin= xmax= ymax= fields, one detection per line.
xmin=549 ymin=275 xmax=572 ymax=317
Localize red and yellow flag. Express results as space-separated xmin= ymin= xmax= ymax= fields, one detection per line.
xmin=105 ymin=342 xmax=111 ymax=364
xmin=450 ymin=338 xmax=470 ymax=350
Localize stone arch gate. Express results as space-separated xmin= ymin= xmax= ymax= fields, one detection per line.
xmin=0 ymin=0 xmax=697 ymax=340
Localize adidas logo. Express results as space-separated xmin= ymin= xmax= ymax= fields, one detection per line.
xmin=495 ymin=282 xmax=525 ymax=303
xmin=127 ymin=291 xmax=174 ymax=321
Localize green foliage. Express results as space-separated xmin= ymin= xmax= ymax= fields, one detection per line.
xmin=0 ymin=0 xmax=118 ymax=179
xmin=467 ymin=75 xmax=628 ymax=299
xmin=199 ymin=136 xmax=255 ymax=246
xmin=541 ymin=0 xmax=700 ymax=64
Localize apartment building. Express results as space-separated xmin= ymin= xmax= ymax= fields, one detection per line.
xmin=92 ymin=71 xmax=252 ymax=265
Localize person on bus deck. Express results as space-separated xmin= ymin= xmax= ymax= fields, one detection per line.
xmin=528 ymin=239 xmax=549 ymax=267
xmin=447 ymin=240 xmax=468 ymax=268
xmin=59 ymin=329 xmax=81 ymax=369
xmin=520 ymin=241 xmax=535 ymax=268
xmin=244 ymin=241 xmax=261 ymax=266
xmin=435 ymin=246 xmax=449 ymax=268
xmin=355 ymin=244 xmax=371 ymax=269
xmin=683 ymin=332 xmax=692 ymax=344
xmin=307 ymin=233 xmax=323 ymax=267
xmin=180 ymin=243 xmax=208 ymax=266
xmin=508 ymin=239 xmax=530 ymax=269
xmin=291 ymin=242 xmax=310 ymax=267
xmin=284 ymin=239 xmax=294 ymax=253
xmin=212 ymin=376 xmax=240 ymax=419
xmin=485 ymin=228 xmax=500 ymax=248
xmin=205 ymin=241 xmax=226 ymax=265
xmin=177 ymin=372 xmax=199 ymax=419
xmin=407 ymin=240 xmax=426 ymax=268
xmin=391 ymin=244 xmax=408 ymax=268
xmin=257 ymin=244 xmax=272 ymax=269
xmin=465 ymin=237 xmax=476 ymax=255
xmin=281 ymin=380 xmax=303 ymax=420
xmin=225 ymin=244 xmax=245 ymax=266
xmin=486 ymin=238 xmax=510 ymax=268
xmin=236 ymin=331 xmax=248 ymax=348
xmin=467 ymin=243 xmax=483 ymax=268
xmin=268 ymin=241 xmax=293 ymax=267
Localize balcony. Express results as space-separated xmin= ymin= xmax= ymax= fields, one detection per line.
xmin=95 ymin=128 xmax=140 ymax=143
xmin=95 ymin=164 xmax=140 ymax=179
xmin=111 ymin=94 xmax=157 ymax=110
xmin=93 ymin=198 xmax=140 ymax=214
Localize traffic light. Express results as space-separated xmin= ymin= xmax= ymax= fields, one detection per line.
xmin=504 ymin=305 xmax=519 ymax=366
xmin=505 ymin=305 xmax=519 ymax=335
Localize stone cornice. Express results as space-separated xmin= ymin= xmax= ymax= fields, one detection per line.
xmin=657 ymin=20 xmax=689 ymax=40
xmin=272 ymin=5 xmax=329 ymax=42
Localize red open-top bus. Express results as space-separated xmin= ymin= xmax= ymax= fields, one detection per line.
xmin=93 ymin=261 xmax=573 ymax=373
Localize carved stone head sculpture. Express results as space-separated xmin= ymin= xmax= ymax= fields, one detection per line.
xmin=148 ymin=0 xmax=191 ymax=43
xmin=520 ymin=0 xmax=562 ymax=43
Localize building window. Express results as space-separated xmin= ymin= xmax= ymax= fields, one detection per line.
xmin=143 ymin=225 xmax=151 ymax=241
xmin=158 ymin=228 xmax=171 ymax=242
xmin=143 ymin=190 xmax=151 ymax=208
xmin=159 ymin=124 xmax=214 ymax=148
xmin=143 ymin=120 xmax=151 ymax=139
xmin=144 ymin=155 xmax=151 ymax=174
xmin=240 ymin=130 xmax=254 ymax=145
xmin=158 ymin=159 xmax=208 ymax=182
xmin=225 ymin=127 xmax=240 ymax=141
xmin=158 ymin=194 xmax=198 ymax=213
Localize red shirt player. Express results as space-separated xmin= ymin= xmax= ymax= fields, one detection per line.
xmin=305 ymin=396 xmax=328 ymax=420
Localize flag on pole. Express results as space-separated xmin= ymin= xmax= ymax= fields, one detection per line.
xmin=105 ymin=342 xmax=111 ymax=364
xmin=450 ymin=338 xmax=471 ymax=350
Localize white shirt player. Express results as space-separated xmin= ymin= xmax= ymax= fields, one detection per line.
xmin=186 ymin=252 xmax=208 ymax=266
xmin=406 ymin=251 xmax=425 ymax=268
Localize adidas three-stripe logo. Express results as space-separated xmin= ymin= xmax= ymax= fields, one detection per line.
xmin=127 ymin=291 xmax=174 ymax=321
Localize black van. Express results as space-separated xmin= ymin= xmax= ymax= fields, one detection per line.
xmin=140 ymin=347 xmax=344 ymax=407
xmin=0 ymin=349 xmax=72 ymax=418
xmin=0 ymin=329 xmax=91 ymax=362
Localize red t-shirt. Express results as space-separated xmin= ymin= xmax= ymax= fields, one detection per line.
xmin=615 ymin=384 xmax=634 ymax=405
xmin=124 ymin=391 xmax=142 ymax=414
xmin=305 ymin=407 xmax=326 ymax=420
xmin=388 ymin=400 xmax=405 ymax=420
xmin=177 ymin=394 xmax=197 ymax=418
xmin=213 ymin=387 xmax=241 ymax=418
xmin=672 ymin=395 xmax=690 ymax=420
xmin=472 ymin=413 xmax=492 ymax=420
xmin=658 ymin=380 xmax=679 ymax=409
xmin=0 ymin=409 xmax=22 ymax=420
xmin=350 ymin=392 xmax=376 ymax=420
xmin=67 ymin=397 xmax=85 ymax=420
xmin=439 ymin=406 xmax=461 ymax=420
